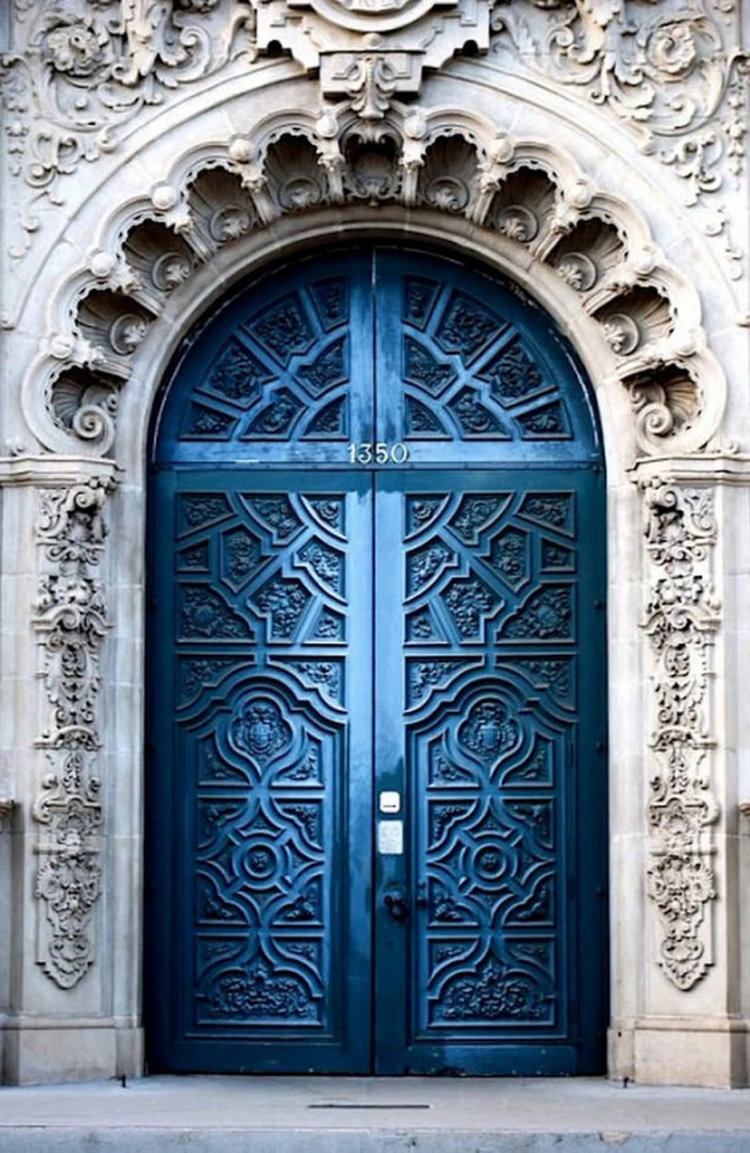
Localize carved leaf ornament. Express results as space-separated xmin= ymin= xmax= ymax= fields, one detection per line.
xmin=1 ymin=1 xmax=256 ymax=260
xmin=2 ymin=0 xmax=746 ymax=280
xmin=492 ymin=1 xmax=749 ymax=278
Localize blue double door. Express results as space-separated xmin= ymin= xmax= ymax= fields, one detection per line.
xmin=146 ymin=249 xmax=608 ymax=1075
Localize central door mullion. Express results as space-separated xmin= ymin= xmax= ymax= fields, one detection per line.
xmin=371 ymin=248 xmax=411 ymax=1072
xmin=372 ymin=248 xmax=400 ymax=447
xmin=372 ymin=469 xmax=410 ymax=1072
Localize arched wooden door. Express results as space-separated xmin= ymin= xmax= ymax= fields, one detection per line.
xmin=145 ymin=247 xmax=608 ymax=1075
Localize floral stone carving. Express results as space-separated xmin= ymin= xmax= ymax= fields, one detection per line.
xmin=492 ymin=0 xmax=749 ymax=278
xmin=31 ymin=476 xmax=115 ymax=989
xmin=642 ymin=480 xmax=720 ymax=991
xmin=33 ymin=750 xmax=103 ymax=989
xmin=2 ymin=0 xmax=256 ymax=260
xmin=2 ymin=0 xmax=746 ymax=281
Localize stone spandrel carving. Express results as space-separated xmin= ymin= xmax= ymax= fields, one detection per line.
xmin=31 ymin=476 xmax=115 ymax=989
xmin=1 ymin=0 xmax=256 ymax=261
xmin=641 ymin=480 xmax=720 ymax=991
xmin=492 ymin=1 xmax=749 ymax=279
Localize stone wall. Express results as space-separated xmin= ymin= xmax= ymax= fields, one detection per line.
xmin=1 ymin=0 xmax=749 ymax=1086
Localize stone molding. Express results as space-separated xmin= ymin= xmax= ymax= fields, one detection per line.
xmin=640 ymin=476 xmax=720 ymax=991
xmin=17 ymin=99 xmax=726 ymax=462
xmin=0 ymin=799 xmax=15 ymax=824
xmin=31 ymin=474 xmax=116 ymax=989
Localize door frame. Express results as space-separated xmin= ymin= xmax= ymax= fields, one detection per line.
xmin=141 ymin=238 xmax=609 ymax=1074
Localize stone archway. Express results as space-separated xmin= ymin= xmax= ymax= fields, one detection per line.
xmin=0 ymin=12 xmax=743 ymax=1079
xmin=23 ymin=102 xmax=725 ymax=462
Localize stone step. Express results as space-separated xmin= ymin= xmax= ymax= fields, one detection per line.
xmin=1 ymin=1076 xmax=749 ymax=1153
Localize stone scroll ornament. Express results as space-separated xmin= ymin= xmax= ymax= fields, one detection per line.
xmin=31 ymin=477 xmax=114 ymax=989
xmin=2 ymin=0 xmax=257 ymax=261
xmin=642 ymin=480 xmax=720 ymax=991
xmin=492 ymin=1 xmax=749 ymax=279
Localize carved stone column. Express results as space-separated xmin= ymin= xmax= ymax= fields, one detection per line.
xmin=31 ymin=476 xmax=113 ymax=991
xmin=642 ymin=479 xmax=720 ymax=992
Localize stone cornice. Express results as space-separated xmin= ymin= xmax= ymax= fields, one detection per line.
xmin=0 ymin=455 xmax=121 ymax=487
xmin=631 ymin=451 xmax=750 ymax=486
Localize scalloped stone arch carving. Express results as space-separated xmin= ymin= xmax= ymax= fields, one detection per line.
xmin=22 ymin=101 xmax=726 ymax=461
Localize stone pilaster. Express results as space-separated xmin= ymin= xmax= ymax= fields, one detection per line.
xmin=0 ymin=455 xmax=141 ymax=1086
xmin=610 ymin=454 xmax=750 ymax=1089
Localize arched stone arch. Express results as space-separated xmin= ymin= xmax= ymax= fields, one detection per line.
xmin=21 ymin=101 xmax=726 ymax=463
xmin=1 ymin=16 xmax=744 ymax=1082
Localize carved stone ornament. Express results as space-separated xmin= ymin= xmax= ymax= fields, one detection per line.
xmin=1 ymin=0 xmax=256 ymax=261
xmin=2 ymin=2 xmax=746 ymax=277
xmin=257 ymin=0 xmax=491 ymax=111
xmin=31 ymin=476 xmax=115 ymax=989
xmin=641 ymin=480 xmax=720 ymax=991
xmin=21 ymin=100 xmax=726 ymax=461
xmin=492 ymin=1 xmax=749 ymax=279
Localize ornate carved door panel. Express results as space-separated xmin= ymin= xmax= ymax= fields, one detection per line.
xmin=374 ymin=470 xmax=606 ymax=1074
xmin=147 ymin=471 xmax=374 ymax=1073
xmin=146 ymin=247 xmax=607 ymax=1075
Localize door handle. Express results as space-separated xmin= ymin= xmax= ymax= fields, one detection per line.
xmin=384 ymin=892 xmax=409 ymax=921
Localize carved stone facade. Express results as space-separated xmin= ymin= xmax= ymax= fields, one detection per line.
xmin=1 ymin=0 xmax=749 ymax=1089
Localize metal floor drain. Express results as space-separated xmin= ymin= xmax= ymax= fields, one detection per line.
xmin=309 ymin=1103 xmax=432 ymax=1110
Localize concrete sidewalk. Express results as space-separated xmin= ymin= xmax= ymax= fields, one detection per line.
xmin=1 ymin=1074 xmax=750 ymax=1151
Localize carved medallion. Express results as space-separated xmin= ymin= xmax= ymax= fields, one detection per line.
xmin=230 ymin=696 xmax=294 ymax=764
xmin=289 ymin=0 xmax=456 ymax=34
xmin=458 ymin=698 xmax=518 ymax=762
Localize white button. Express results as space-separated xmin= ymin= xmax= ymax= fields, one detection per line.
xmin=379 ymin=791 xmax=401 ymax=814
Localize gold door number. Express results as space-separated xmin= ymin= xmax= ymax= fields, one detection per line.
xmin=348 ymin=442 xmax=410 ymax=465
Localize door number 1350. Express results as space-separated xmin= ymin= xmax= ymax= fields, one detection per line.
xmin=348 ymin=442 xmax=410 ymax=465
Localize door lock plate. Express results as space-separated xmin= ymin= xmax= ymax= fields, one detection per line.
xmin=377 ymin=820 xmax=403 ymax=855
